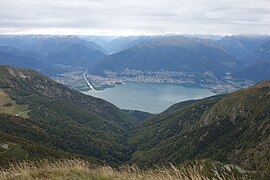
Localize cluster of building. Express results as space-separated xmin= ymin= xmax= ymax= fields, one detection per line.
xmin=53 ymin=68 xmax=254 ymax=94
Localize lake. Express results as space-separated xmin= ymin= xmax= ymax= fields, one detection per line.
xmin=83 ymin=82 xmax=214 ymax=113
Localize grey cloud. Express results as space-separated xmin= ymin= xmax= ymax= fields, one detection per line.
xmin=0 ymin=0 xmax=269 ymax=35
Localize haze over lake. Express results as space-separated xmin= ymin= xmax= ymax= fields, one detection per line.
xmin=84 ymin=82 xmax=214 ymax=113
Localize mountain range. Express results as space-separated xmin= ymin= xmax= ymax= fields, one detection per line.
xmin=91 ymin=37 xmax=240 ymax=78
xmin=89 ymin=35 xmax=270 ymax=84
xmin=0 ymin=35 xmax=107 ymax=55
xmin=0 ymin=35 xmax=269 ymax=86
xmin=0 ymin=36 xmax=108 ymax=75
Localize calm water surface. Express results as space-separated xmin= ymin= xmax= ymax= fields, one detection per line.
xmin=84 ymin=82 xmax=214 ymax=113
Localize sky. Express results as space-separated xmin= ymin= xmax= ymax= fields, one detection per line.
xmin=0 ymin=0 xmax=269 ymax=35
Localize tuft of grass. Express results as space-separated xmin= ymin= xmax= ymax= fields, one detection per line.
xmin=0 ymin=159 xmax=268 ymax=180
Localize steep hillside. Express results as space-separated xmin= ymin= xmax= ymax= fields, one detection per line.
xmin=0 ymin=65 xmax=138 ymax=165
xmin=0 ymin=116 xmax=80 ymax=167
xmin=129 ymin=81 xmax=270 ymax=171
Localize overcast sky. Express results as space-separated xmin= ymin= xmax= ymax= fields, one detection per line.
xmin=0 ymin=0 xmax=269 ymax=35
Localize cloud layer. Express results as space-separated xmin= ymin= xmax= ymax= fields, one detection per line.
xmin=0 ymin=0 xmax=269 ymax=35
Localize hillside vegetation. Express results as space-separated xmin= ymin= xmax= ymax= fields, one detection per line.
xmin=0 ymin=129 xmax=77 ymax=167
xmin=0 ymin=65 xmax=270 ymax=178
xmin=129 ymin=81 xmax=270 ymax=171
xmin=0 ymin=65 xmax=142 ymax=166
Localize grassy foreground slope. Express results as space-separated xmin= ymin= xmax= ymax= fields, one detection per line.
xmin=1 ymin=159 xmax=268 ymax=180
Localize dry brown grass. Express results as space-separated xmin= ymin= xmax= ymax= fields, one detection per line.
xmin=0 ymin=159 xmax=267 ymax=180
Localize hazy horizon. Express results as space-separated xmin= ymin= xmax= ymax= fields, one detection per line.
xmin=0 ymin=33 xmax=269 ymax=38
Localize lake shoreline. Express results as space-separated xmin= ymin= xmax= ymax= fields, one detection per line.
xmin=83 ymin=82 xmax=215 ymax=113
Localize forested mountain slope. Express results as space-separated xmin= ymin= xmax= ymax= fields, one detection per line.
xmin=129 ymin=81 xmax=270 ymax=171
xmin=0 ymin=65 xmax=140 ymax=165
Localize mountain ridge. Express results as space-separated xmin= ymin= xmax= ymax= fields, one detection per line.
xmin=129 ymin=80 xmax=270 ymax=171
xmin=0 ymin=65 xmax=143 ymax=166
xmin=92 ymin=43 xmax=239 ymax=78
